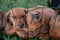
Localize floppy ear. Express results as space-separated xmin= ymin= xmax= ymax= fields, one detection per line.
xmin=3 ymin=12 xmax=15 ymax=36
xmin=4 ymin=12 xmax=13 ymax=26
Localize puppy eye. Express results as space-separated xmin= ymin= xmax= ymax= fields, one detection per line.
xmin=35 ymin=14 xmax=40 ymax=19
xmin=22 ymin=16 xmax=24 ymax=18
xmin=13 ymin=16 xmax=17 ymax=18
xmin=22 ymin=15 xmax=26 ymax=18
xmin=32 ymin=13 xmax=40 ymax=20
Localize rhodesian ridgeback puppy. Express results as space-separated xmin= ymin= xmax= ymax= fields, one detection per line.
xmin=27 ymin=6 xmax=56 ymax=40
xmin=3 ymin=7 xmax=28 ymax=39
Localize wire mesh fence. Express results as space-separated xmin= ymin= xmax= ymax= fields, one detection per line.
xmin=0 ymin=0 xmax=60 ymax=40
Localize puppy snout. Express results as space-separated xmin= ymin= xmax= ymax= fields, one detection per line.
xmin=18 ymin=22 xmax=24 ymax=28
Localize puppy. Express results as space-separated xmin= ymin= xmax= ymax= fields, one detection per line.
xmin=49 ymin=15 xmax=60 ymax=40
xmin=3 ymin=7 xmax=28 ymax=39
xmin=27 ymin=6 xmax=56 ymax=39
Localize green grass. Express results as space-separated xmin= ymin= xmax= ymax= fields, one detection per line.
xmin=0 ymin=0 xmax=48 ymax=11
xmin=0 ymin=0 xmax=60 ymax=40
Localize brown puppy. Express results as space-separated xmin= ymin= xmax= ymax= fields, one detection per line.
xmin=3 ymin=7 xmax=28 ymax=38
xmin=50 ymin=15 xmax=60 ymax=40
xmin=27 ymin=6 xmax=56 ymax=39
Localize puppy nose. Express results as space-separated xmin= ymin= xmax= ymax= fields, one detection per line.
xmin=18 ymin=22 xmax=24 ymax=28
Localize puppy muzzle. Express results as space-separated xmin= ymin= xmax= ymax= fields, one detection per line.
xmin=18 ymin=22 xmax=24 ymax=28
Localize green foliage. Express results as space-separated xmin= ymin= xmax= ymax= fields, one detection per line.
xmin=0 ymin=0 xmax=48 ymax=11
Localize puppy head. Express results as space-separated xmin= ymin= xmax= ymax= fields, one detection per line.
xmin=8 ymin=8 xmax=27 ymax=30
xmin=6 ymin=8 xmax=28 ymax=38
xmin=3 ymin=8 xmax=27 ymax=36
xmin=27 ymin=10 xmax=42 ymax=37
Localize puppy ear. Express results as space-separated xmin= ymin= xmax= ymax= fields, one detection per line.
xmin=4 ymin=12 xmax=13 ymax=26
xmin=3 ymin=12 xmax=15 ymax=36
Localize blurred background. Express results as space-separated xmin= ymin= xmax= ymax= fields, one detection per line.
xmin=0 ymin=0 xmax=60 ymax=40
xmin=0 ymin=0 xmax=48 ymax=11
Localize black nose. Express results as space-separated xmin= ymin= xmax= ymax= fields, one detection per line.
xmin=18 ymin=22 xmax=24 ymax=28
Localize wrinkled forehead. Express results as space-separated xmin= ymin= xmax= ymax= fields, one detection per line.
xmin=28 ymin=8 xmax=43 ymax=14
xmin=10 ymin=9 xmax=25 ymax=17
xmin=28 ymin=10 xmax=38 ymax=14
xmin=28 ymin=10 xmax=41 ymax=16
xmin=13 ymin=11 xmax=25 ymax=17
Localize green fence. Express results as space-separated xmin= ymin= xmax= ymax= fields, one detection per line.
xmin=0 ymin=0 xmax=60 ymax=40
